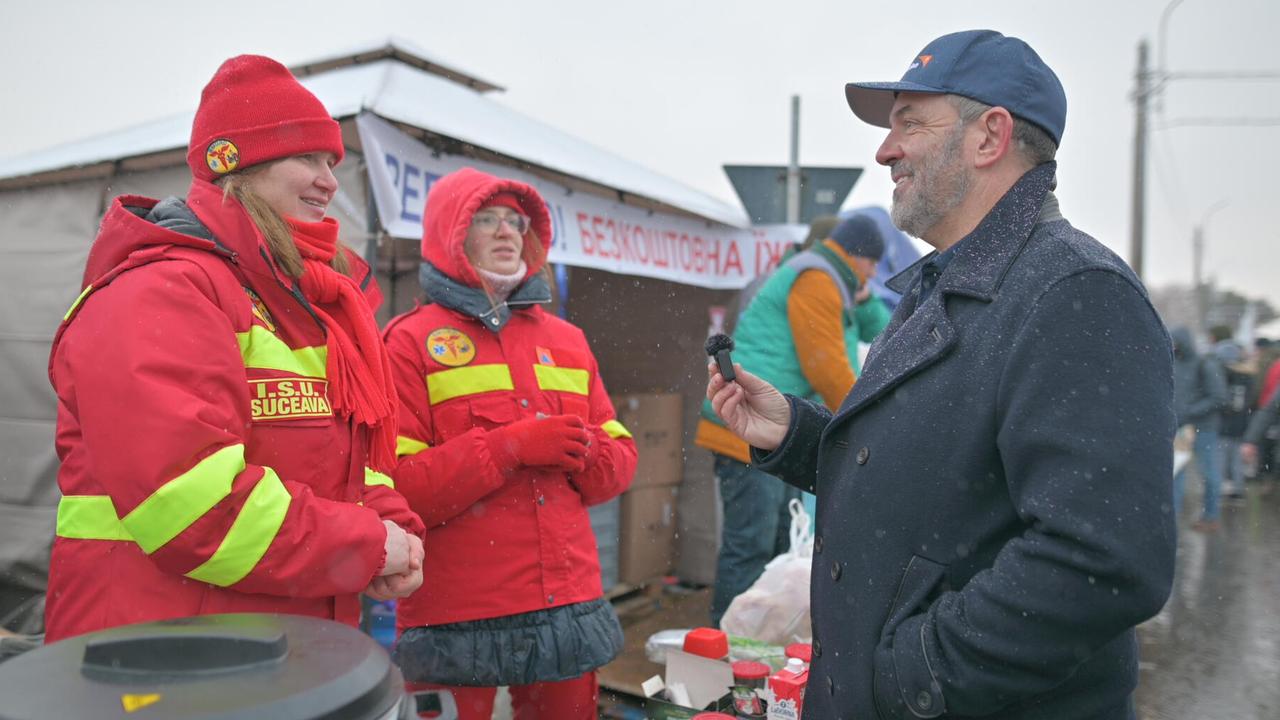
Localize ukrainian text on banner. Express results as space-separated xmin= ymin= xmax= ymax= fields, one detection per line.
xmin=356 ymin=113 xmax=802 ymax=289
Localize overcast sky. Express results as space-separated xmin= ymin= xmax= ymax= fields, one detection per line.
xmin=2 ymin=0 xmax=1277 ymax=306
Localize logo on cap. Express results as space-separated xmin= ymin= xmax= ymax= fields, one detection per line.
xmin=908 ymin=54 xmax=934 ymax=71
xmin=427 ymin=327 xmax=476 ymax=367
xmin=206 ymin=139 xmax=240 ymax=175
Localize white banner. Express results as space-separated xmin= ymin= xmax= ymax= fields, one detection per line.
xmin=356 ymin=113 xmax=803 ymax=289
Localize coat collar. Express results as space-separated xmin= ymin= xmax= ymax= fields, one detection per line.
xmin=884 ymin=162 xmax=1059 ymax=299
xmin=824 ymin=162 xmax=1058 ymax=434
xmin=418 ymin=260 xmax=551 ymax=332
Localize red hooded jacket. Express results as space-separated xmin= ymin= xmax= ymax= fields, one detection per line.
xmin=45 ymin=179 xmax=424 ymax=642
xmin=385 ymin=168 xmax=637 ymax=628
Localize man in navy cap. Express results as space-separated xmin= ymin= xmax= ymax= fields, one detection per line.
xmin=707 ymin=30 xmax=1176 ymax=719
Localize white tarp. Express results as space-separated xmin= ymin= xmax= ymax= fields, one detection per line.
xmin=0 ymin=55 xmax=748 ymax=230
xmin=357 ymin=113 xmax=803 ymax=289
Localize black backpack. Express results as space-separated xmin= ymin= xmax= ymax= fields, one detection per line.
xmin=1221 ymin=365 xmax=1256 ymax=438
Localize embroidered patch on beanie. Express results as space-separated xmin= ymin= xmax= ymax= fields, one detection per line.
xmin=187 ymin=55 xmax=344 ymax=182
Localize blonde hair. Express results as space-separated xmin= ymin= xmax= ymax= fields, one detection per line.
xmin=217 ymin=163 xmax=351 ymax=279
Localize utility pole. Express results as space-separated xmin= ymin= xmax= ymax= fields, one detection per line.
xmin=1192 ymin=200 xmax=1228 ymax=337
xmin=786 ymin=95 xmax=801 ymax=224
xmin=1130 ymin=40 xmax=1150 ymax=281
xmin=1192 ymin=223 xmax=1204 ymax=333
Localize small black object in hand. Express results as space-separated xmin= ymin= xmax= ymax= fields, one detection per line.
xmin=705 ymin=333 xmax=737 ymax=382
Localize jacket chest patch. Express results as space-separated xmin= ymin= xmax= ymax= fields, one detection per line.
xmin=427 ymin=327 xmax=476 ymax=367
xmin=244 ymin=287 xmax=276 ymax=333
xmin=249 ymin=378 xmax=332 ymax=421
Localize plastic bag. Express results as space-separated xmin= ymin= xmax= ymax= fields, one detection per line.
xmin=719 ymin=499 xmax=813 ymax=645
xmin=644 ymin=630 xmax=787 ymax=669
xmin=1173 ymin=424 xmax=1194 ymax=477
xmin=727 ymin=634 xmax=787 ymax=670
xmin=644 ymin=629 xmax=690 ymax=664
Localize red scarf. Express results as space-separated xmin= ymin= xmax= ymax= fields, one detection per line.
xmin=288 ymin=217 xmax=398 ymax=471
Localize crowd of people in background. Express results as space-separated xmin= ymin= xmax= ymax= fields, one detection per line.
xmin=1171 ymin=322 xmax=1280 ymax=532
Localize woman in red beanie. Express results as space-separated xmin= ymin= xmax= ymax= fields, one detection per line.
xmin=44 ymin=55 xmax=425 ymax=642
xmin=384 ymin=167 xmax=637 ymax=719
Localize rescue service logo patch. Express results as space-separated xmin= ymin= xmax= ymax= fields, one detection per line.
xmin=244 ymin=288 xmax=276 ymax=333
xmin=427 ymin=327 xmax=476 ymax=367
xmin=206 ymin=139 xmax=240 ymax=174
xmin=249 ymin=378 xmax=332 ymax=421
xmin=536 ymin=346 xmax=556 ymax=366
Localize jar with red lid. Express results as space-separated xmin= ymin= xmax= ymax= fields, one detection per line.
xmin=730 ymin=660 xmax=770 ymax=716
xmin=682 ymin=627 xmax=730 ymax=660
xmin=784 ymin=642 xmax=812 ymax=663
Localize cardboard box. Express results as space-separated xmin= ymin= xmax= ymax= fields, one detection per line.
xmin=610 ymin=393 xmax=684 ymax=489
xmin=588 ymin=497 xmax=620 ymax=590
xmin=620 ymin=485 xmax=679 ymax=585
xmin=642 ymin=650 xmax=736 ymax=719
xmin=675 ymin=455 xmax=720 ymax=585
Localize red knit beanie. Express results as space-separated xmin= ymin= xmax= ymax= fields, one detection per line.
xmin=187 ymin=55 xmax=345 ymax=182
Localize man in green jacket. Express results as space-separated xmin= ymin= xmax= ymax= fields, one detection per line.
xmin=697 ymin=213 xmax=891 ymax=626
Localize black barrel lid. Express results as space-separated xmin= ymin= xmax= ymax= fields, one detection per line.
xmin=0 ymin=613 xmax=404 ymax=720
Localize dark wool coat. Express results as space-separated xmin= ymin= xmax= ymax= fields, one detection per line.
xmin=754 ymin=163 xmax=1177 ymax=719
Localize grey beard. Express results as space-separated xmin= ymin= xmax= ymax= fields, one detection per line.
xmin=891 ymin=125 xmax=971 ymax=239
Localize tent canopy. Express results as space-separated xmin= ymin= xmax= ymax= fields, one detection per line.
xmin=0 ymin=39 xmax=748 ymax=228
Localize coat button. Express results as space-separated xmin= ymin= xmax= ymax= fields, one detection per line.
xmin=827 ymin=675 xmax=835 ymax=695
xmin=856 ymin=447 xmax=870 ymax=465
xmin=537 ymin=495 xmax=545 ymax=505
xmin=547 ymin=594 xmax=555 ymax=604
xmin=814 ymin=534 xmax=824 ymax=554
xmin=520 ymin=398 xmax=530 ymax=408
xmin=916 ymin=690 xmax=933 ymax=710
xmin=813 ymin=639 xmax=822 ymax=658
xmin=830 ymin=561 xmax=842 ymax=581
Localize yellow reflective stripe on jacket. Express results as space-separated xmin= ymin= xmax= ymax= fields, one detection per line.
xmin=185 ymin=467 xmax=291 ymax=587
xmin=63 ymin=284 xmax=95 ymax=322
xmin=601 ymin=419 xmax=633 ymax=440
xmin=365 ymin=468 xmax=395 ymax=489
xmin=397 ymin=436 xmax=430 ymax=457
xmin=236 ymin=325 xmax=328 ymax=378
xmin=533 ymin=365 xmax=590 ymax=396
xmin=427 ymin=364 xmax=514 ymax=404
xmin=123 ymin=444 xmax=244 ymax=554
xmin=56 ymin=495 xmax=133 ymax=541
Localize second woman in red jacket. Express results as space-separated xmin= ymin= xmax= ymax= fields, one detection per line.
xmin=385 ymin=167 xmax=637 ymax=719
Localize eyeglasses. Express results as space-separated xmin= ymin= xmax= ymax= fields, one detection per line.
xmin=471 ymin=211 xmax=531 ymax=235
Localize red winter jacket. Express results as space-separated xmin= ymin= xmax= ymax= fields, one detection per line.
xmin=385 ymin=169 xmax=637 ymax=628
xmin=45 ymin=179 xmax=425 ymax=642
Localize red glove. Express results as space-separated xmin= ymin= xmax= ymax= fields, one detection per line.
xmin=581 ymin=425 xmax=606 ymax=471
xmin=485 ymin=414 xmax=591 ymax=474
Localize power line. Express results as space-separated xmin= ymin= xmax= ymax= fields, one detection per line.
xmin=1157 ymin=117 xmax=1280 ymax=130
xmin=1150 ymin=130 xmax=1190 ymax=228
xmin=1165 ymin=71 xmax=1280 ymax=81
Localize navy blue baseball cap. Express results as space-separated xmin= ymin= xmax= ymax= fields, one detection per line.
xmin=845 ymin=30 xmax=1067 ymax=146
